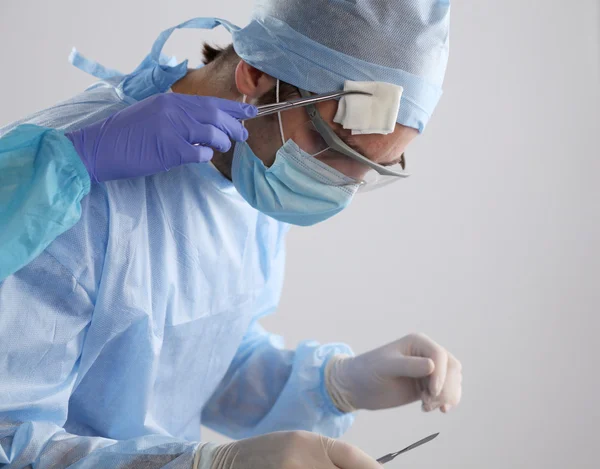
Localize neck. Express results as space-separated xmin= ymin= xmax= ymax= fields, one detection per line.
xmin=171 ymin=62 xmax=240 ymax=100
xmin=171 ymin=64 xmax=240 ymax=181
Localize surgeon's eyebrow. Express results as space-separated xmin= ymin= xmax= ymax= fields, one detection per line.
xmin=382 ymin=153 xmax=406 ymax=168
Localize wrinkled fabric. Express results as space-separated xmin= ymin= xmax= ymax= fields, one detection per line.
xmin=0 ymin=125 xmax=89 ymax=281
xmin=231 ymin=0 xmax=451 ymax=132
xmin=0 ymin=77 xmax=139 ymax=281
xmin=0 ymin=19 xmax=354 ymax=469
xmin=0 ymin=18 xmax=223 ymax=281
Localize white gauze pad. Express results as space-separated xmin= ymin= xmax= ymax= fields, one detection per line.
xmin=333 ymin=81 xmax=403 ymax=135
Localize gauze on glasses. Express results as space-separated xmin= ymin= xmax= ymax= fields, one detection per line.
xmin=334 ymin=81 xmax=404 ymax=135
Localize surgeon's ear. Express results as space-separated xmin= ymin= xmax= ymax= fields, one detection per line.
xmin=235 ymin=60 xmax=276 ymax=99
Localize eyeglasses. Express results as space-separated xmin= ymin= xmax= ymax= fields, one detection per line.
xmin=297 ymin=88 xmax=410 ymax=191
xmin=247 ymin=84 xmax=410 ymax=190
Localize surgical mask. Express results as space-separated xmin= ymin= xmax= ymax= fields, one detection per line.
xmin=231 ymin=139 xmax=360 ymax=226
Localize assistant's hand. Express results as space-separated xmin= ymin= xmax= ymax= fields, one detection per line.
xmin=194 ymin=431 xmax=381 ymax=469
xmin=325 ymin=333 xmax=462 ymax=413
xmin=65 ymin=93 xmax=257 ymax=182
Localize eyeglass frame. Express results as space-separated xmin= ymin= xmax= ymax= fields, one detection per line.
xmin=298 ymin=88 xmax=410 ymax=180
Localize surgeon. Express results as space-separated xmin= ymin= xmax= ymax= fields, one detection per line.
xmin=0 ymin=1 xmax=461 ymax=469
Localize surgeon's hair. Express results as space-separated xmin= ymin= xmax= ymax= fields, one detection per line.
xmin=202 ymin=43 xmax=299 ymax=106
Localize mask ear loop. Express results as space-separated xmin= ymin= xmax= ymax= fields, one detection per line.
xmin=276 ymin=79 xmax=285 ymax=146
xmin=241 ymin=94 xmax=247 ymax=129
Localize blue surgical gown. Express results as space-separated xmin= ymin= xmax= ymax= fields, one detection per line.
xmin=0 ymin=52 xmax=353 ymax=469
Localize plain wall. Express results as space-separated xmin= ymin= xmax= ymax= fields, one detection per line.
xmin=1 ymin=1 xmax=598 ymax=467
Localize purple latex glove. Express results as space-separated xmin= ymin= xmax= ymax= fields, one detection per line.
xmin=65 ymin=93 xmax=257 ymax=182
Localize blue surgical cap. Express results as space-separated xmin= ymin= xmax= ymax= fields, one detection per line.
xmin=231 ymin=0 xmax=451 ymax=132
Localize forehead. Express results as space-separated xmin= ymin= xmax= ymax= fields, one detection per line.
xmin=313 ymin=99 xmax=418 ymax=165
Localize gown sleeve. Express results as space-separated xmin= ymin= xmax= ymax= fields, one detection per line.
xmin=0 ymin=124 xmax=90 ymax=281
xmin=201 ymin=223 xmax=355 ymax=439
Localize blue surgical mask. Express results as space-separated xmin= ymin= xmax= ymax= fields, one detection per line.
xmin=231 ymin=139 xmax=359 ymax=226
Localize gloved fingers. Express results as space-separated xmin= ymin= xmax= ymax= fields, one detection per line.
xmin=440 ymin=353 xmax=463 ymax=412
xmin=393 ymin=355 xmax=435 ymax=378
xmin=421 ymin=353 xmax=462 ymax=413
xmin=210 ymin=108 xmax=250 ymax=142
xmin=407 ymin=333 xmax=449 ymax=398
xmin=187 ymin=124 xmax=233 ymax=153
xmin=449 ymin=352 xmax=463 ymax=374
xmin=422 ymin=382 xmax=461 ymax=413
xmin=178 ymin=94 xmax=258 ymax=120
xmin=176 ymin=99 xmax=250 ymax=143
xmin=201 ymin=96 xmax=258 ymax=119
xmin=421 ymin=399 xmax=439 ymax=412
xmin=179 ymin=144 xmax=215 ymax=165
xmin=317 ymin=435 xmax=342 ymax=469
xmin=162 ymin=114 xmax=221 ymax=165
xmin=328 ymin=439 xmax=381 ymax=469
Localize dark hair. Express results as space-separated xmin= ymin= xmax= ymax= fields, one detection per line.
xmin=201 ymin=43 xmax=238 ymax=65
xmin=201 ymin=43 xmax=299 ymax=105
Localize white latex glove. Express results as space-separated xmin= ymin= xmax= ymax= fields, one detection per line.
xmin=193 ymin=431 xmax=381 ymax=469
xmin=325 ymin=333 xmax=462 ymax=413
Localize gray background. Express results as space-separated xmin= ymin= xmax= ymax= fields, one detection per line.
xmin=1 ymin=1 xmax=598 ymax=467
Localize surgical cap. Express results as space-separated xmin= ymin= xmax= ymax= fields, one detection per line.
xmin=231 ymin=0 xmax=451 ymax=132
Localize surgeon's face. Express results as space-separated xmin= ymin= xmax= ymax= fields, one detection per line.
xmin=243 ymin=90 xmax=418 ymax=179
xmin=232 ymin=61 xmax=418 ymax=181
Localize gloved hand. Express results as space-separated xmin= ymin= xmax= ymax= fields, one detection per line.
xmin=325 ymin=333 xmax=462 ymax=413
xmin=65 ymin=93 xmax=256 ymax=182
xmin=193 ymin=431 xmax=381 ymax=469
